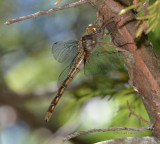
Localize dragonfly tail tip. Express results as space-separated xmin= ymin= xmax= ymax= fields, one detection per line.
xmin=44 ymin=112 xmax=52 ymax=123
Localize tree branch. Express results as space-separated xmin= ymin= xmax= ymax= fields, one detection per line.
xmin=127 ymin=100 xmax=150 ymax=125
xmin=4 ymin=0 xmax=89 ymax=25
xmin=63 ymin=125 xmax=153 ymax=141
xmin=90 ymin=0 xmax=160 ymax=139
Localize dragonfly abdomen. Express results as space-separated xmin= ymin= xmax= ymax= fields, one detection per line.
xmin=45 ymin=58 xmax=83 ymax=122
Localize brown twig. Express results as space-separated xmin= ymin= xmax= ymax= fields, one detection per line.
xmin=63 ymin=125 xmax=153 ymax=141
xmin=4 ymin=0 xmax=89 ymax=25
xmin=127 ymin=100 xmax=150 ymax=125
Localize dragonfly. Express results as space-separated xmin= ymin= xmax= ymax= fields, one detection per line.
xmin=45 ymin=22 xmax=116 ymax=122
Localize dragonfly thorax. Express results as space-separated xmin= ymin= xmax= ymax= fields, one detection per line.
xmin=86 ymin=39 xmax=96 ymax=51
xmin=80 ymin=34 xmax=97 ymax=53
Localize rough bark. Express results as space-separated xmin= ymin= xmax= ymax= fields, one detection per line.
xmin=89 ymin=0 xmax=160 ymax=141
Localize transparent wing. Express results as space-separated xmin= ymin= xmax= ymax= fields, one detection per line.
xmin=85 ymin=47 xmax=119 ymax=75
xmin=52 ymin=40 xmax=79 ymax=63
xmin=85 ymin=50 xmax=105 ymax=75
xmin=57 ymin=55 xmax=78 ymax=87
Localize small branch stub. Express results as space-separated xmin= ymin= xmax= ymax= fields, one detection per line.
xmin=127 ymin=100 xmax=150 ymax=125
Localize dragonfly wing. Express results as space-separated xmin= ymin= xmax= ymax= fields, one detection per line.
xmin=85 ymin=47 xmax=119 ymax=75
xmin=85 ymin=52 xmax=105 ymax=75
xmin=57 ymin=55 xmax=77 ymax=87
xmin=52 ymin=40 xmax=79 ymax=63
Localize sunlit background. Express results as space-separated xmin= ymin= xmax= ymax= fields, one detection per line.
xmin=0 ymin=0 xmax=160 ymax=144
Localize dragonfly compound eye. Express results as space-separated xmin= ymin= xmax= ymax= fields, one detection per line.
xmin=86 ymin=24 xmax=100 ymax=34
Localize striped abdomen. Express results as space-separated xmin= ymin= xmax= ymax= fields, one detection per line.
xmin=45 ymin=56 xmax=84 ymax=122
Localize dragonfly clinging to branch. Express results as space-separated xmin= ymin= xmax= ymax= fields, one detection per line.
xmin=45 ymin=22 xmax=116 ymax=122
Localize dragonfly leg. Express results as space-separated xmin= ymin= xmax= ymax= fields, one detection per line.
xmin=118 ymin=16 xmax=136 ymax=28
xmin=98 ymin=41 xmax=116 ymax=47
xmin=98 ymin=43 xmax=117 ymax=54
xmin=101 ymin=16 xmax=123 ymax=39
xmin=98 ymin=40 xmax=132 ymax=54
xmin=99 ymin=40 xmax=131 ymax=53
xmin=96 ymin=17 xmax=120 ymax=42
xmin=97 ymin=16 xmax=118 ymax=40
xmin=102 ymin=32 xmax=110 ymax=38
xmin=111 ymin=39 xmax=135 ymax=52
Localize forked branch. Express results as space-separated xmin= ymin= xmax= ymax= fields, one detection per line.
xmin=127 ymin=100 xmax=150 ymax=125
xmin=4 ymin=0 xmax=89 ymax=25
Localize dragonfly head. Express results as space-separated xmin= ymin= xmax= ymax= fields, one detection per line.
xmin=86 ymin=24 xmax=101 ymax=34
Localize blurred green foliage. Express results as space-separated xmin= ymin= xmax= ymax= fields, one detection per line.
xmin=0 ymin=0 xmax=159 ymax=144
xmin=119 ymin=0 xmax=160 ymax=37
